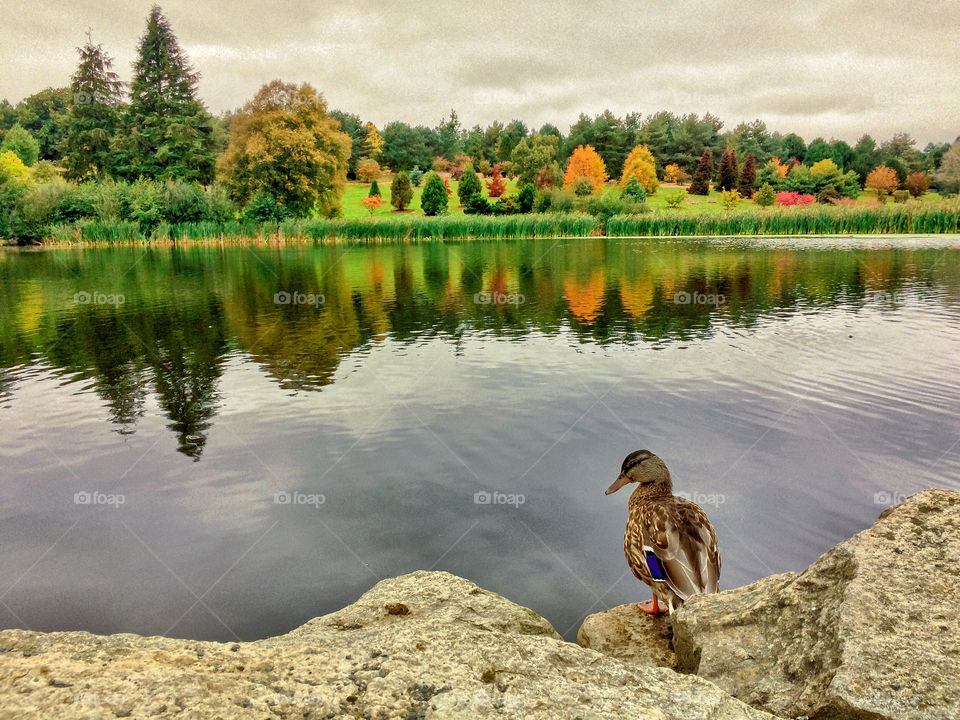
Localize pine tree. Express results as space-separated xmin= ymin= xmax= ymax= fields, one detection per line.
xmin=690 ymin=149 xmax=713 ymax=195
xmin=718 ymin=149 xmax=739 ymax=191
xmin=62 ymin=32 xmax=124 ymax=179
xmin=486 ymin=163 xmax=507 ymax=197
xmin=369 ymin=180 xmax=381 ymax=197
xmin=119 ymin=5 xmax=215 ymax=182
xmin=420 ymin=171 xmax=449 ymax=215
xmin=738 ymin=152 xmax=757 ymax=198
xmin=457 ymin=163 xmax=481 ymax=205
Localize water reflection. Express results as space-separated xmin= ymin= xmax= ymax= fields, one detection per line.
xmin=3 ymin=239 xmax=958 ymax=458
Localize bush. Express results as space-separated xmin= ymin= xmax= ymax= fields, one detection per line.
xmin=905 ymin=172 xmax=931 ymax=198
xmin=776 ymin=191 xmax=815 ymax=206
xmin=586 ymin=194 xmax=648 ymax=227
xmin=243 ymin=189 xmax=288 ymax=223
xmin=620 ymin=176 xmax=647 ymax=203
xmin=518 ymin=183 xmax=535 ymax=213
xmin=432 ymin=156 xmax=450 ymax=173
xmin=458 ymin=164 xmax=482 ymax=206
xmin=390 ymin=171 xmax=413 ymax=211
xmin=533 ymin=188 xmax=576 ymax=214
xmin=420 ymin=171 xmax=448 ymax=216
xmin=464 ymin=193 xmax=493 ymax=215
xmin=816 ymin=185 xmax=840 ymax=204
xmin=356 ymin=158 xmax=381 ymax=182
xmin=491 ymin=196 xmax=517 ymax=215
xmin=1 ymin=124 xmax=39 ymax=167
xmin=409 ymin=166 xmax=424 ymax=187
xmin=204 ymin=185 xmax=237 ymax=223
xmin=663 ymin=189 xmax=686 ymax=208
xmin=754 ymin=183 xmax=776 ymax=207
xmin=572 ymin=176 xmax=595 ymax=197
xmin=893 ymin=190 xmax=909 ymax=204
xmin=162 ymin=180 xmax=206 ymax=224
xmin=720 ymin=189 xmax=742 ymax=209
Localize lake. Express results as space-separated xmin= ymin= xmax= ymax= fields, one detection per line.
xmin=2 ymin=236 xmax=960 ymax=642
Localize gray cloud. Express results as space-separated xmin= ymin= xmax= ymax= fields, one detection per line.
xmin=0 ymin=0 xmax=957 ymax=144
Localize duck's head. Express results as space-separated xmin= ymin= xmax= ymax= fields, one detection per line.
xmin=605 ymin=450 xmax=672 ymax=496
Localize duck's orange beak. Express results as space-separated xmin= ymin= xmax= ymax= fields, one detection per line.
xmin=605 ymin=473 xmax=630 ymax=495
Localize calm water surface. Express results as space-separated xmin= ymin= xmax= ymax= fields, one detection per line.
xmin=2 ymin=236 xmax=959 ymax=641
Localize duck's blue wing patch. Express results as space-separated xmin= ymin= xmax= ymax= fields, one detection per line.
xmin=643 ymin=545 xmax=667 ymax=582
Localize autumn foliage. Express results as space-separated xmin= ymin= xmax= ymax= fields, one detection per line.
xmin=664 ymin=163 xmax=681 ymax=183
xmin=865 ymin=166 xmax=899 ymax=196
xmin=620 ymin=144 xmax=659 ymax=194
xmin=563 ymin=144 xmax=608 ymax=194
xmin=905 ymin=171 xmax=931 ymax=198
xmin=775 ymin=191 xmax=816 ymax=206
xmin=486 ymin=163 xmax=507 ymax=197
xmin=356 ymin=158 xmax=381 ymax=182
xmin=361 ymin=194 xmax=383 ymax=216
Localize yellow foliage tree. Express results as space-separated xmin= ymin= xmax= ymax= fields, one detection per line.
xmin=810 ymin=158 xmax=839 ymax=176
xmin=366 ymin=122 xmax=384 ymax=159
xmin=664 ymin=163 xmax=681 ymax=183
xmin=865 ymin=166 xmax=899 ymax=197
xmin=769 ymin=157 xmax=789 ymax=178
xmin=0 ymin=150 xmax=30 ymax=185
xmin=620 ymin=144 xmax=659 ymax=194
xmin=563 ymin=145 xmax=608 ymax=194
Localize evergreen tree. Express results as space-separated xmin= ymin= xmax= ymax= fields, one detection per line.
xmin=119 ymin=5 xmax=215 ymax=182
xmin=689 ymin=148 xmax=713 ymax=195
xmin=369 ymin=180 xmax=381 ymax=197
xmin=409 ymin=166 xmax=424 ymax=187
xmin=718 ymin=149 xmax=739 ymax=191
xmin=62 ymin=33 xmax=124 ymax=179
xmin=738 ymin=152 xmax=757 ymax=197
xmin=390 ymin=171 xmax=413 ymax=211
xmin=457 ymin=163 xmax=481 ymax=205
xmin=420 ymin=171 xmax=448 ymax=215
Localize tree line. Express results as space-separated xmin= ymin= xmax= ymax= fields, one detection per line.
xmin=1 ymin=3 xmax=958 ymax=226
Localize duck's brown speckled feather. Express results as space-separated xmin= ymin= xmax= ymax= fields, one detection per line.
xmin=625 ymin=494 xmax=720 ymax=603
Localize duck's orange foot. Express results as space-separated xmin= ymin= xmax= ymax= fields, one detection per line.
xmin=637 ymin=597 xmax=667 ymax=615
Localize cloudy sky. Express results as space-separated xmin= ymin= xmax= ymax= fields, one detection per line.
xmin=2 ymin=0 xmax=958 ymax=145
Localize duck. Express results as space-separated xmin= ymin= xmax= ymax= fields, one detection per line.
xmin=605 ymin=450 xmax=721 ymax=615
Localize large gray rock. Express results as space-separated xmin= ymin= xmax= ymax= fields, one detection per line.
xmin=0 ymin=570 xmax=775 ymax=720
xmin=577 ymin=603 xmax=677 ymax=669
xmin=674 ymin=489 xmax=960 ymax=720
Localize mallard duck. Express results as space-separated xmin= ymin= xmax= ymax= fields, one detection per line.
xmin=605 ymin=450 xmax=720 ymax=615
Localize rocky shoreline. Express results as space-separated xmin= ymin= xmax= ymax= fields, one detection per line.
xmin=1 ymin=489 xmax=957 ymax=719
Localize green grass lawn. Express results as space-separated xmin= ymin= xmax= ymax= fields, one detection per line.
xmin=341 ymin=175 xmax=520 ymax=219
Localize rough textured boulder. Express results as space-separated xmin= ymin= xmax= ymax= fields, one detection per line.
xmin=0 ymin=571 xmax=775 ymax=719
xmin=674 ymin=489 xmax=960 ymax=720
xmin=577 ymin=603 xmax=677 ymax=669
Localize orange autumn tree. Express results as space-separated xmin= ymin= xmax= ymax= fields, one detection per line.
xmin=563 ymin=144 xmax=607 ymax=194
xmin=865 ymin=166 xmax=899 ymax=197
xmin=769 ymin=157 xmax=789 ymax=178
xmin=361 ymin=194 xmax=383 ymax=216
xmin=664 ymin=163 xmax=681 ymax=183
xmin=620 ymin=144 xmax=659 ymax=194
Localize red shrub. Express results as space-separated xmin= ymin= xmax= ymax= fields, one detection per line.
xmin=776 ymin=191 xmax=816 ymax=206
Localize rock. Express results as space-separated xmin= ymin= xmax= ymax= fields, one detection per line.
xmin=0 ymin=571 xmax=775 ymax=719
xmin=577 ymin=603 xmax=677 ymax=669
xmin=673 ymin=489 xmax=960 ymax=720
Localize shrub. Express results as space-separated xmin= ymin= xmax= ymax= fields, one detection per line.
xmin=663 ymin=188 xmax=686 ymax=208
xmin=486 ymin=163 xmax=507 ymax=198
xmin=492 ymin=196 xmax=517 ymax=215
xmin=587 ymin=194 xmax=647 ymax=227
xmin=754 ymin=183 xmax=776 ymax=207
xmin=776 ymin=191 xmax=815 ymax=206
xmin=356 ymin=158 xmax=381 ymax=182
xmin=477 ymin=159 xmax=491 ymax=176
xmin=865 ymin=166 xmax=898 ymax=197
xmin=535 ymin=163 xmax=562 ymax=189
xmin=620 ymin=176 xmax=646 ymax=203
xmin=534 ymin=188 xmax=576 ymax=213
xmin=243 ymin=189 xmax=288 ymax=223
xmin=1 ymin=124 xmax=40 ymax=167
xmin=620 ymin=144 xmax=658 ymax=194
xmin=563 ymin=144 xmax=608 ymax=194
xmin=905 ymin=172 xmax=931 ymax=198
xmin=420 ymin=171 xmax=448 ymax=216
xmin=690 ymin=149 xmax=712 ymax=195
xmin=369 ymin=180 xmax=381 ymax=197
xmin=816 ymin=185 xmax=840 ymax=204
xmin=893 ymin=190 xmax=909 ymax=204
xmin=458 ymin=164 xmax=482 ymax=205
xmin=204 ymin=185 xmax=237 ymax=223
xmin=361 ymin=194 xmax=383 ymax=216
xmin=432 ymin=156 xmax=450 ymax=173
xmin=518 ymin=183 xmax=535 ymax=213
xmin=390 ymin=171 xmax=413 ymax=211
xmin=572 ymin=176 xmax=595 ymax=197
xmin=464 ymin=193 xmax=493 ymax=215
xmin=409 ymin=166 xmax=424 ymax=187
xmin=720 ymin=189 xmax=742 ymax=209
xmin=0 ymin=150 xmax=30 ymax=185
xmin=162 ymin=180 xmax=206 ymax=224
